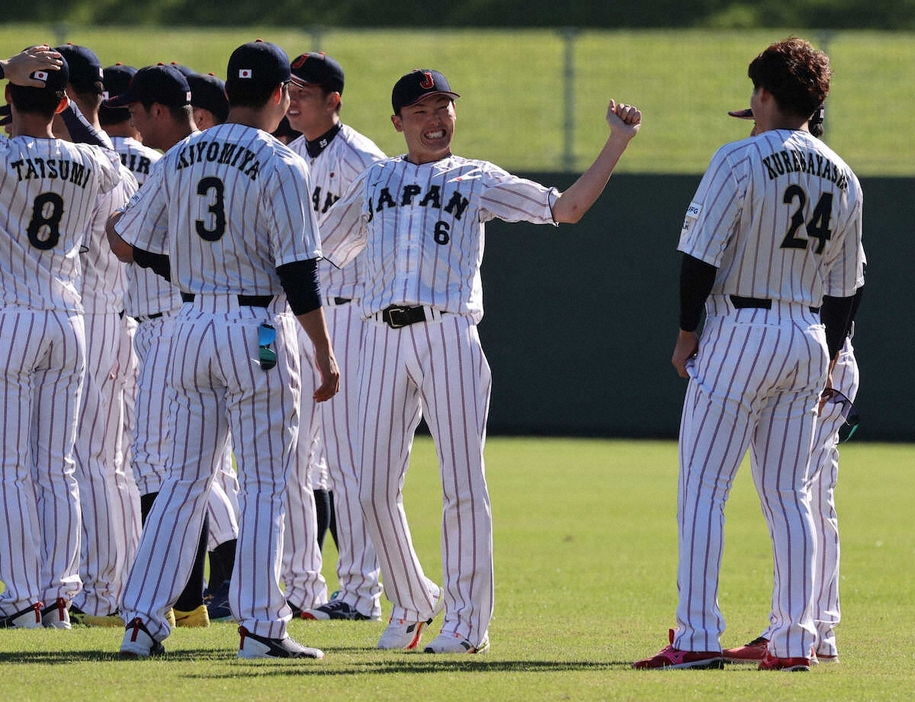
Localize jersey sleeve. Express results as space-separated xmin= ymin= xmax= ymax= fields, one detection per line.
xmin=114 ymin=159 xmax=169 ymax=255
xmin=92 ymin=146 xmax=124 ymax=195
xmin=319 ymin=167 xmax=371 ymax=268
xmin=821 ymin=179 xmax=865 ymax=297
xmin=677 ymin=146 xmax=744 ymax=267
xmin=265 ymin=153 xmax=322 ymax=267
xmin=478 ymin=164 xmax=558 ymax=225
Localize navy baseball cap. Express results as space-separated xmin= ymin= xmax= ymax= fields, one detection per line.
xmin=0 ymin=104 xmax=10 ymax=126
xmin=290 ymin=52 xmax=344 ymax=94
xmin=20 ymin=59 xmax=70 ymax=94
xmin=104 ymin=65 xmax=192 ymax=108
xmin=102 ymin=64 xmax=137 ymax=101
xmin=168 ymin=62 xmax=196 ymax=78
xmin=226 ymin=40 xmax=291 ymax=90
xmin=187 ymin=73 xmax=230 ymax=123
xmin=392 ymin=69 xmax=459 ymax=114
xmin=728 ymin=108 xmax=753 ymax=120
xmin=55 ymin=44 xmax=104 ymax=92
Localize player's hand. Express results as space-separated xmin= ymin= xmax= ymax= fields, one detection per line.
xmin=606 ymin=100 xmax=641 ymax=141
xmin=2 ymin=45 xmax=64 ymax=88
xmin=313 ymin=349 xmax=341 ymax=402
xmin=671 ymin=329 xmax=699 ymax=378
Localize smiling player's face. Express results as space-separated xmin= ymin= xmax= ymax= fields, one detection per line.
xmin=391 ymin=94 xmax=455 ymax=165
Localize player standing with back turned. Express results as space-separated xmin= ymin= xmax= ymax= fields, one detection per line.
xmin=632 ymin=37 xmax=864 ymax=672
xmin=113 ymin=40 xmax=338 ymax=659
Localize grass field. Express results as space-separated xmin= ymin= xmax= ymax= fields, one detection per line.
xmin=2 ymin=26 xmax=914 ymax=174
xmin=1 ymin=437 xmax=912 ymax=701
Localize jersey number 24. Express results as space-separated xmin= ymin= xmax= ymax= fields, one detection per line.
xmin=780 ymin=184 xmax=833 ymax=255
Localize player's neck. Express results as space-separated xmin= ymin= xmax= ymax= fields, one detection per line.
xmin=227 ymin=106 xmax=280 ymax=133
xmin=11 ymin=114 xmax=55 ymax=139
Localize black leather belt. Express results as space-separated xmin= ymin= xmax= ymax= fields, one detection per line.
xmin=381 ymin=305 xmax=426 ymax=329
xmin=729 ymin=295 xmax=820 ymax=314
xmin=333 ymin=297 xmax=352 ymax=305
xmin=133 ymin=312 xmax=164 ymax=323
xmin=181 ymin=292 xmax=273 ymax=308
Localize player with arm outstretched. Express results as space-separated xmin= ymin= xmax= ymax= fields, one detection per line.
xmin=321 ymin=68 xmax=640 ymax=654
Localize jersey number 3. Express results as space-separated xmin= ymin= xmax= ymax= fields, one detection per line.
xmin=196 ymin=177 xmax=227 ymax=241
xmin=780 ymin=184 xmax=833 ymax=254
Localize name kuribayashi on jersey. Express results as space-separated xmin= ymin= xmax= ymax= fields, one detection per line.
xmin=761 ymin=147 xmax=850 ymax=190
xmin=173 ymin=139 xmax=262 ymax=180
xmin=9 ymin=156 xmax=96 ymax=188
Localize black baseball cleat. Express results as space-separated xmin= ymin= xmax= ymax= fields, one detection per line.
xmin=238 ymin=626 xmax=325 ymax=659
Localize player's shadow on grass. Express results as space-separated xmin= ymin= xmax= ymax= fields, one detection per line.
xmin=0 ymin=648 xmax=229 ymax=664
xmin=201 ymin=657 xmax=632 ymax=678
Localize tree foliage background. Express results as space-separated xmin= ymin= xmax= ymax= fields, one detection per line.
xmin=4 ymin=0 xmax=915 ymax=29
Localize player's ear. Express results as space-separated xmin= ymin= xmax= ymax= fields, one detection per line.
xmin=391 ymin=113 xmax=403 ymax=133
xmin=53 ymin=94 xmax=69 ymax=115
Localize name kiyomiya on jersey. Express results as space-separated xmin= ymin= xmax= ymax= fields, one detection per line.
xmin=366 ymin=184 xmax=471 ymax=222
xmin=174 ymin=139 xmax=261 ymax=180
xmin=8 ymin=157 xmax=95 ymax=188
xmin=761 ymin=148 xmax=849 ymax=190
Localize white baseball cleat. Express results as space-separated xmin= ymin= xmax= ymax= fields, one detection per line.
xmin=424 ymin=632 xmax=490 ymax=654
xmin=0 ymin=602 xmax=43 ymax=629
xmin=40 ymin=598 xmax=71 ymax=629
xmin=376 ymin=588 xmax=445 ymax=650
xmin=120 ymin=617 xmax=166 ymax=658
xmin=238 ymin=626 xmax=324 ymax=659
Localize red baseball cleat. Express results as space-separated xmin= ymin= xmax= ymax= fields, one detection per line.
xmin=632 ymin=629 xmax=724 ymax=670
xmin=723 ymin=635 xmax=769 ymax=663
xmin=759 ymin=651 xmax=810 ymax=672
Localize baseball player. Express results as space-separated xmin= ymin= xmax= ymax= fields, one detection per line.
xmin=186 ymin=72 xmax=229 ymax=130
xmin=114 ymin=40 xmax=338 ymax=659
xmin=320 ymin=69 xmax=641 ymax=653
xmin=632 ymin=38 xmax=865 ymax=672
xmin=283 ymin=51 xmax=387 ymax=622
xmin=103 ymin=64 xmax=220 ymax=628
xmin=53 ymin=43 xmax=142 ymax=628
xmin=0 ymin=49 xmax=122 ymax=629
xmin=719 ymin=108 xmax=864 ymax=667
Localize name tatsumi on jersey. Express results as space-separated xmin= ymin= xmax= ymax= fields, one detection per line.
xmin=761 ymin=148 xmax=849 ymax=189
xmin=174 ymin=139 xmax=262 ymax=181
xmin=9 ymin=157 xmax=96 ymax=188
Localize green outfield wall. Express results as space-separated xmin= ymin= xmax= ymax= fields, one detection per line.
xmin=479 ymin=174 xmax=910 ymax=442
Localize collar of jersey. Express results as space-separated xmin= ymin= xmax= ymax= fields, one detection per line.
xmin=305 ymin=122 xmax=343 ymax=158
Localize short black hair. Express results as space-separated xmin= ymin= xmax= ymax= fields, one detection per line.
xmin=225 ymin=80 xmax=284 ymax=109
xmin=747 ymin=37 xmax=831 ymax=120
xmin=8 ymin=84 xmax=64 ymax=120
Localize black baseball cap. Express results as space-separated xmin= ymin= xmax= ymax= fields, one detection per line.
xmin=104 ymin=65 xmax=192 ymax=108
xmin=187 ymin=73 xmax=230 ymax=123
xmin=392 ymin=69 xmax=459 ymax=114
xmin=226 ymin=40 xmax=291 ymax=91
xmin=55 ymin=44 xmax=104 ymax=92
xmin=290 ymin=52 xmax=344 ymax=94
xmin=0 ymin=103 xmax=11 ymax=126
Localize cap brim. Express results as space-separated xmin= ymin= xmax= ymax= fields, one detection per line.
xmin=728 ymin=108 xmax=753 ymax=120
xmin=104 ymin=93 xmax=135 ymax=108
xmin=403 ymin=90 xmax=461 ymax=109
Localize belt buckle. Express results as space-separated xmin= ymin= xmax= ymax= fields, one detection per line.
xmin=383 ymin=306 xmax=407 ymax=329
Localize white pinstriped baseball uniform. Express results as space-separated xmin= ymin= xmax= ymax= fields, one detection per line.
xmin=116 ymin=122 xmax=321 ymax=642
xmin=114 ymin=138 xmax=240 ymax=551
xmin=674 ymin=129 xmax=864 ymax=659
xmin=754 ymin=329 xmax=859 ymax=660
xmin=71 ymin=162 xmax=142 ymax=618
xmin=0 ymin=134 xmax=120 ymax=619
xmin=283 ymin=124 xmax=385 ymax=617
xmin=322 ymin=155 xmax=560 ymax=646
